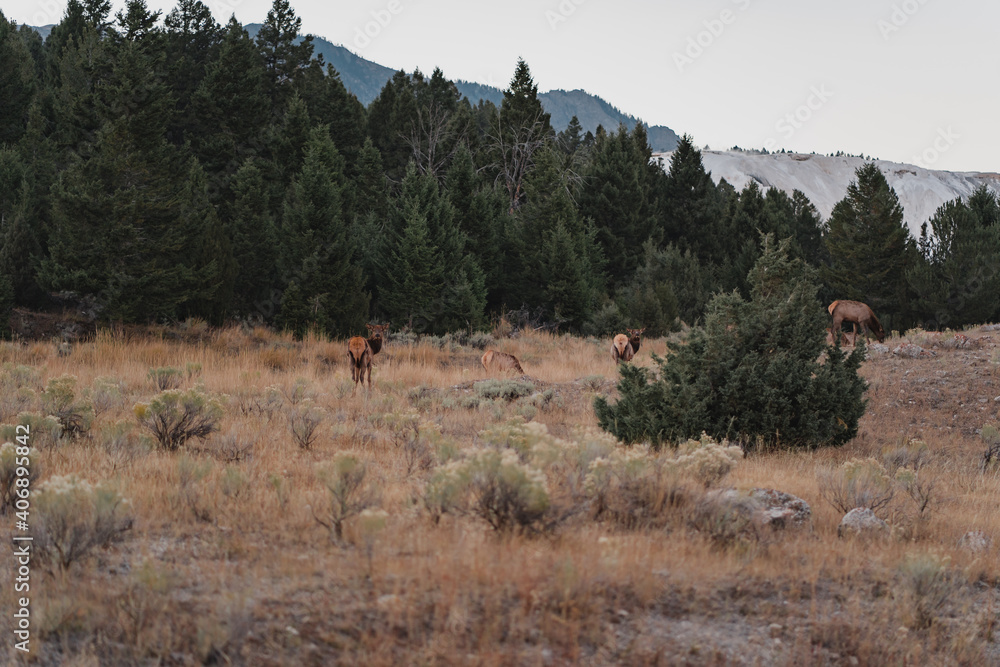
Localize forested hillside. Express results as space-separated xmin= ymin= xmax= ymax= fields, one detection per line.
xmin=2 ymin=0 xmax=999 ymax=339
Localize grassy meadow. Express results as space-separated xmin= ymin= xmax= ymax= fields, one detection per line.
xmin=2 ymin=323 xmax=1000 ymax=665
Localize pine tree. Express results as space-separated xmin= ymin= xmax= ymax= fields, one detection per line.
xmin=163 ymin=0 xmax=223 ymax=146
xmin=190 ymin=17 xmax=269 ymax=199
xmin=0 ymin=12 xmax=37 ymax=146
xmin=444 ymin=144 xmax=505 ymax=307
xmin=379 ymin=163 xmax=485 ymax=332
xmin=276 ymin=126 xmax=368 ymax=338
xmin=41 ymin=38 xmax=215 ymax=321
xmin=488 ymin=58 xmax=553 ymax=213
xmin=661 ymin=134 xmax=725 ymax=264
xmin=0 ymin=149 xmax=42 ymax=306
xmin=255 ymin=0 xmax=314 ymax=116
xmin=296 ymin=62 xmax=366 ymax=171
xmin=616 ymin=241 xmax=711 ymax=334
xmin=226 ymin=158 xmax=278 ymax=319
xmin=596 ymin=236 xmax=867 ymax=450
xmin=510 ymin=145 xmax=604 ymax=329
xmin=907 ymin=192 xmax=1000 ymax=329
xmin=577 ymin=123 xmax=665 ymax=287
xmin=823 ymin=163 xmax=916 ymax=328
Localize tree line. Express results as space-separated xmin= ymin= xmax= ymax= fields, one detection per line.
xmin=2 ymin=0 xmax=999 ymax=340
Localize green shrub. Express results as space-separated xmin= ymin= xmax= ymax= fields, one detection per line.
xmin=897 ymin=553 xmax=953 ymax=630
xmin=474 ymin=379 xmax=535 ymax=401
xmin=0 ymin=441 xmax=39 ymax=513
xmin=148 ymin=367 xmax=183 ymax=391
xmin=287 ymin=399 xmax=324 ymax=450
xmin=90 ymin=376 xmax=127 ymax=418
xmin=596 ymin=236 xmax=867 ymax=450
xmin=33 ymin=474 xmax=133 ymax=570
xmin=817 ymin=458 xmax=895 ymax=517
xmin=0 ymin=413 xmax=62 ymax=448
xmin=41 ymin=375 xmax=94 ymax=438
xmin=313 ymin=453 xmax=377 ymax=542
xmin=133 ymin=388 xmax=224 ymax=451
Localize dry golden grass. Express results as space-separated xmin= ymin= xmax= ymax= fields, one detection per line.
xmin=1 ymin=325 xmax=999 ymax=665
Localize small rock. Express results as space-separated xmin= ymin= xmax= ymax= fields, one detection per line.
xmin=768 ymin=623 xmax=783 ymax=638
xmin=750 ymin=488 xmax=812 ymax=529
xmin=838 ymin=508 xmax=890 ymax=539
xmin=893 ymin=343 xmax=926 ymax=358
xmin=869 ymin=343 xmax=890 ymax=355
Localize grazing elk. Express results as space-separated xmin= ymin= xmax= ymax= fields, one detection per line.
xmin=348 ymin=323 xmax=390 ymax=396
xmin=828 ymin=300 xmax=885 ymax=345
xmin=481 ymin=349 xmax=524 ymax=374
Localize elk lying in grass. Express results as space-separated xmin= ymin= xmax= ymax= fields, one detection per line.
xmin=611 ymin=328 xmax=645 ymax=364
xmin=828 ymin=300 xmax=884 ymax=344
xmin=348 ymin=324 xmax=390 ymax=395
xmin=481 ymin=349 xmax=524 ymax=374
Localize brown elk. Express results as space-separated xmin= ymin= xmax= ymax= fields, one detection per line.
xmin=348 ymin=323 xmax=390 ymax=395
xmin=828 ymin=300 xmax=885 ymax=344
xmin=611 ymin=334 xmax=633 ymax=364
xmin=481 ymin=349 xmax=524 ymax=374
xmin=611 ymin=328 xmax=645 ymax=364
xmin=626 ymin=327 xmax=645 ymax=354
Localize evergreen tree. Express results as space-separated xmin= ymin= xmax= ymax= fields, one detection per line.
xmin=226 ymin=158 xmax=278 ymax=318
xmin=661 ymin=134 xmax=725 ymax=264
xmin=577 ymin=123 xmax=665 ymax=287
xmin=190 ymin=16 xmax=269 ymax=198
xmin=557 ymin=115 xmax=584 ymax=155
xmin=444 ymin=144 xmax=505 ymax=308
xmin=616 ymin=241 xmax=711 ymax=334
xmin=276 ymin=126 xmax=368 ymax=338
xmin=41 ymin=38 xmax=215 ymax=321
xmin=596 ymin=236 xmax=867 ymax=450
xmin=509 ymin=145 xmax=604 ymax=329
xmin=0 ymin=12 xmax=37 ymax=146
xmin=255 ymin=0 xmax=314 ymax=116
xmin=163 ymin=0 xmax=223 ymax=146
xmin=907 ymin=192 xmax=1000 ymax=329
xmin=488 ymin=58 xmax=553 ymax=212
xmin=0 ymin=149 xmax=42 ymax=306
xmin=295 ymin=62 xmax=366 ymax=171
xmin=822 ymin=163 xmax=916 ymax=328
xmin=379 ymin=162 xmax=486 ymax=332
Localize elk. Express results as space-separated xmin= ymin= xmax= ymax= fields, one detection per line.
xmin=611 ymin=334 xmax=633 ymax=364
xmin=481 ymin=349 xmax=524 ymax=374
xmin=348 ymin=323 xmax=390 ymax=396
xmin=828 ymin=300 xmax=885 ymax=345
xmin=611 ymin=327 xmax=645 ymax=364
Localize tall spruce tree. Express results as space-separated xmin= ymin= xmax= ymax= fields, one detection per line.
xmin=661 ymin=134 xmax=724 ymax=265
xmin=823 ymin=163 xmax=916 ymax=328
xmin=488 ymin=58 xmax=553 ymax=213
xmin=226 ymin=158 xmax=278 ymax=319
xmin=0 ymin=12 xmax=37 ymax=146
xmin=577 ymin=123 xmax=665 ymax=288
xmin=276 ymin=126 xmax=368 ymax=337
xmin=256 ymin=0 xmax=314 ymax=116
xmin=41 ymin=36 xmax=217 ymax=321
xmin=379 ymin=162 xmax=486 ymax=332
xmin=596 ymin=236 xmax=867 ymax=450
xmin=907 ymin=189 xmax=1000 ymax=329
xmin=510 ymin=145 xmax=604 ymax=329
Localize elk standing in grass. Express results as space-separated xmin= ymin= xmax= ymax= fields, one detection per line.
xmin=611 ymin=327 xmax=645 ymax=364
xmin=828 ymin=300 xmax=884 ymax=345
xmin=481 ymin=349 xmax=524 ymax=374
xmin=348 ymin=324 xmax=389 ymax=395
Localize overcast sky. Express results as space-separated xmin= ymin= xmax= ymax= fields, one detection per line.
xmin=7 ymin=0 xmax=998 ymax=173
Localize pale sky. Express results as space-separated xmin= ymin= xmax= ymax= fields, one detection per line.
xmin=6 ymin=0 xmax=999 ymax=173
